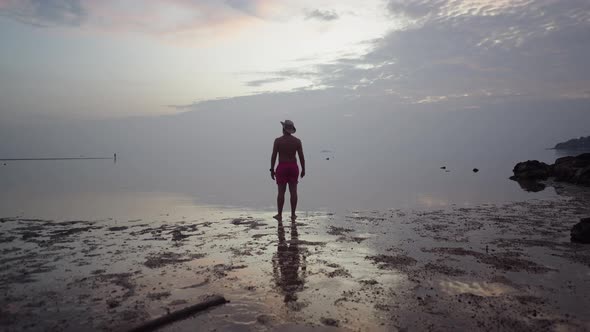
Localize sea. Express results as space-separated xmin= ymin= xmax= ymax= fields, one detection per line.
xmin=1 ymin=107 xmax=588 ymax=220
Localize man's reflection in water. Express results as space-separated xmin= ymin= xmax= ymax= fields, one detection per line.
xmin=272 ymin=219 xmax=307 ymax=303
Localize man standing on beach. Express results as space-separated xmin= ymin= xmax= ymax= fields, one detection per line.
xmin=271 ymin=120 xmax=305 ymax=221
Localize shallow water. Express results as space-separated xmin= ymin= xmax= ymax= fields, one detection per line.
xmin=3 ymin=107 xmax=589 ymax=214
xmin=0 ymin=146 xmax=576 ymax=218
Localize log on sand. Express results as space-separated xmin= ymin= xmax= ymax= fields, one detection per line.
xmin=128 ymin=295 xmax=228 ymax=332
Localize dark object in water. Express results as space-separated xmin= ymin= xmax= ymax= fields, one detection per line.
xmin=510 ymin=153 xmax=590 ymax=186
xmin=320 ymin=317 xmax=339 ymax=327
xmin=440 ymin=166 xmax=446 ymax=170
xmin=571 ymin=218 xmax=590 ymax=244
xmin=326 ymin=157 xmax=330 ymax=160
xmin=128 ymin=295 xmax=228 ymax=332
xmin=107 ymin=299 xmax=120 ymax=308
xmin=473 ymin=168 xmax=479 ymax=173
xmin=171 ymin=229 xmax=189 ymax=241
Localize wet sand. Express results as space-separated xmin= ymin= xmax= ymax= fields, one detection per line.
xmin=1 ymin=183 xmax=590 ymax=331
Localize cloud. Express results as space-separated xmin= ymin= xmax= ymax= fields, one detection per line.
xmin=0 ymin=0 xmax=87 ymax=27
xmin=304 ymin=9 xmax=339 ymax=21
xmin=376 ymin=0 xmax=590 ymax=96
xmin=244 ymin=77 xmax=287 ymax=87
xmin=387 ymin=0 xmax=447 ymax=18
xmin=267 ymin=0 xmax=590 ymax=105
xmin=387 ymin=0 xmax=536 ymax=20
xmin=0 ymin=0 xmax=275 ymax=33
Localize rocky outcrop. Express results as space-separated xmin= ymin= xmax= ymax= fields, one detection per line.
xmin=510 ymin=160 xmax=552 ymax=180
xmin=571 ymin=218 xmax=590 ymax=244
xmin=554 ymin=136 xmax=590 ymax=150
xmin=553 ymin=154 xmax=590 ymax=184
xmin=510 ymin=153 xmax=590 ymax=186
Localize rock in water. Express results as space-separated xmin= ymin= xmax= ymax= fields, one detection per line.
xmin=571 ymin=218 xmax=590 ymax=244
xmin=553 ymin=154 xmax=590 ymax=185
xmin=553 ymin=156 xmax=577 ymax=181
xmin=510 ymin=160 xmax=551 ymax=180
xmin=510 ymin=153 xmax=590 ymax=186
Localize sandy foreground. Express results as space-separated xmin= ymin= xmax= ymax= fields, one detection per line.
xmin=1 ymin=184 xmax=590 ymax=332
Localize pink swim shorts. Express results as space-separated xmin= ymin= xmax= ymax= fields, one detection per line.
xmin=275 ymin=162 xmax=299 ymax=185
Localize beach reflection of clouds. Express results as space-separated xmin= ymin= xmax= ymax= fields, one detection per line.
xmin=417 ymin=194 xmax=449 ymax=208
xmin=0 ymin=191 xmax=218 ymax=221
xmin=439 ymin=280 xmax=515 ymax=297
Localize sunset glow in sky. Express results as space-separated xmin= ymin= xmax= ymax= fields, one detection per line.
xmin=0 ymin=0 xmax=393 ymax=117
xmin=1 ymin=0 xmax=589 ymax=118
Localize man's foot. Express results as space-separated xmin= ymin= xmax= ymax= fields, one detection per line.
xmin=290 ymin=214 xmax=297 ymax=221
xmin=273 ymin=214 xmax=282 ymax=221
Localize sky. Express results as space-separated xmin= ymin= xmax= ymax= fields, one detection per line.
xmin=0 ymin=0 xmax=589 ymax=120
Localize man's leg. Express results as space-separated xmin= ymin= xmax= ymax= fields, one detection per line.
xmin=275 ymin=183 xmax=287 ymax=220
xmin=288 ymin=182 xmax=298 ymax=219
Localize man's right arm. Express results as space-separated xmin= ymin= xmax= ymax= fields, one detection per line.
xmin=270 ymin=139 xmax=278 ymax=179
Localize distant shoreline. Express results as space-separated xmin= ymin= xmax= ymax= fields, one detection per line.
xmin=0 ymin=157 xmax=112 ymax=161
xmin=546 ymin=147 xmax=590 ymax=150
xmin=553 ymin=136 xmax=590 ymax=150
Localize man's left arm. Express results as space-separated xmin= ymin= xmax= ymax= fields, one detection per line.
xmin=297 ymin=140 xmax=305 ymax=178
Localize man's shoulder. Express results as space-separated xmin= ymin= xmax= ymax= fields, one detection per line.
xmin=288 ymin=136 xmax=301 ymax=145
xmin=275 ymin=135 xmax=301 ymax=143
